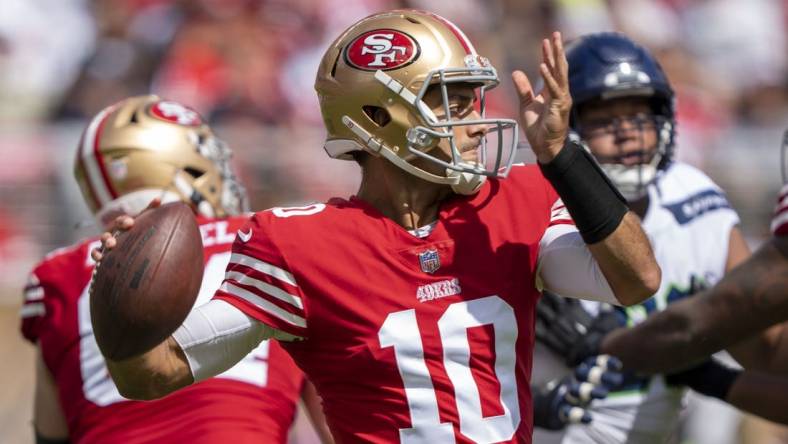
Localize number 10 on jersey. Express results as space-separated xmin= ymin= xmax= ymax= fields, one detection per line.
xmin=378 ymin=296 xmax=521 ymax=443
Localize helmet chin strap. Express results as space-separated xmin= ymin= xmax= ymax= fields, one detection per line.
xmin=447 ymin=162 xmax=487 ymax=195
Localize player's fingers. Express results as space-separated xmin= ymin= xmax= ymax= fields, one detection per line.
xmin=577 ymin=357 xmax=624 ymax=390
xmin=511 ymin=70 xmax=535 ymax=107
xmin=576 ymin=361 xmax=603 ymax=383
xmin=569 ymin=381 xmax=609 ymax=401
xmin=91 ymin=248 xmax=103 ymax=262
xmin=114 ymin=215 xmax=134 ymax=231
xmin=552 ymin=31 xmax=568 ymax=85
xmin=567 ymin=381 xmax=599 ymax=403
xmin=601 ymin=355 xmax=623 ymax=371
xmin=542 ymin=38 xmax=556 ymax=73
xmin=583 ymin=355 xmax=623 ymax=372
xmin=540 ymin=63 xmax=560 ymax=101
xmin=560 ymin=405 xmax=591 ymax=425
xmin=99 ymin=232 xmax=116 ymax=250
xmin=145 ymin=197 xmax=162 ymax=212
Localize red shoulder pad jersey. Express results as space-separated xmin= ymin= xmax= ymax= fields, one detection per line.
xmin=772 ymin=183 xmax=788 ymax=237
xmin=20 ymin=215 xmax=304 ymax=444
xmin=214 ymin=165 xmax=573 ymax=443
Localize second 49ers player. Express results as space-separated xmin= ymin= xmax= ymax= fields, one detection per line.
xmin=20 ymin=96 xmax=332 ymax=444
xmin=93 ymin=10 xmax=660 ymax=443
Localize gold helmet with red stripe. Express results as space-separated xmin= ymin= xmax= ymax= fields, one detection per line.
xmin=315 ymin=9 xmax=518 ymax=192
xmin=74 ymin=95 xmax=248 ymax=226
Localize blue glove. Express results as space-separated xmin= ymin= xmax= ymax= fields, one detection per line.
xmin=533 ymin=355 xmax=624 ymax=430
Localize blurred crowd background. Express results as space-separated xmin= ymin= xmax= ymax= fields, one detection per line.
xmin=1 ymin=0 xmax=787 ymax=442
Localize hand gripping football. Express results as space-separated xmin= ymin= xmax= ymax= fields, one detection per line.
xmin=90 ymin=202 xmax=204 ymax=360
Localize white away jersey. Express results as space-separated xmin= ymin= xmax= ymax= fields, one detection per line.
xmin=561 ymin=163 xmax=741 ymax=444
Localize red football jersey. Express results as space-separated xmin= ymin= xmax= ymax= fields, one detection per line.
xmin=20 ymin=216 xmax=305 ymax=444
xmin=772 ymin=183 xmax=788 ymax=237
xmin=214 ymin=165 xmax=572 ymax=443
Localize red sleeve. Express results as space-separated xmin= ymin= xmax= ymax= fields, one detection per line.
xmin=212 ymin=213 xmax=308 ymax=338
xmin=771 ymin=184 xmax=788 ymax=237
xmin=19 ymin=269 xmax=49 ymax=343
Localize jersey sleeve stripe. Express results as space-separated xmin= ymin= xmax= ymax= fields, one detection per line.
xmin=229 ymin=253 xmax=298 ymax=287
xmin=224 ymin=270 xmax=303 ymax=310
xmin=777 ymin=195 xmax=788 ymax=213
xmin=227 ymin=263 xmax=299 ymax=293
xmin=20 ymin=302 xmax=45 ymax=319
xmin=219 ymin=282 xmax=306 ymax=328
xmin=549 ymin=198 xmax=574 ymax=225
xmin=771 ymin=210 xmax=788 ymax=236
xmin=24 ymin=286 xmax=44 ymax=301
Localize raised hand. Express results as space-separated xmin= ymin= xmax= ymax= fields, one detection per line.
xmin=91 ymin=198 xmax=162 ymax=262
xmin=512 ymin=32 xmax=572 ymax=164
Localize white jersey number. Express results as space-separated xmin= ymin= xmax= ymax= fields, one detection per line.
xmin=78 ymin=251 xmax=270 ymax=406
xmin=378 ymin=296 xmax=520 ymax=443
xmin=271 ymin=203 xmax=326 ymax=218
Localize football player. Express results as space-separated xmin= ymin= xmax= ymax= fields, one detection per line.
xmin=598 ymin=129 xmax=788 ymax=372
xmin=599 ymin=130 xmax=788 ymax=428
xmin=92 ymin=11 xmax=661 ymax=443
xmin=539 ymin=130 xmax=788 ymax=426
xmin=20 ymin=95 xmax=332 ymax=444
xmin=532 ymin=34 xmax=788 ymax=442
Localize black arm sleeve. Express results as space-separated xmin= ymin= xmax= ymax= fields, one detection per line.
xmin=539 ymin=139 xmax=628 ymax=244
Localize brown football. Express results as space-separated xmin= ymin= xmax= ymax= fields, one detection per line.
xmin=90 ymin=201 xmax=204 ymax=361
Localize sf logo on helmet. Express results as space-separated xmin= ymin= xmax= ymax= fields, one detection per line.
xmin=150 ymin=101 xmax=203 ymax=126
xmin=345 ymin=29 xmax=419 ymax=71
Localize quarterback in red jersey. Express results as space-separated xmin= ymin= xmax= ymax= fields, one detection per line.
xmin=94 ymin=10 xmax=660 ymax=444
xmin=20 ymin=96 xmax=330 ymax=444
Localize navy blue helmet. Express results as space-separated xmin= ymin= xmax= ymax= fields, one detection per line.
xmin=566 ymin=33 xmax=676 ymax=200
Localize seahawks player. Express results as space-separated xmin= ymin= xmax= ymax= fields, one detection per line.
xmin=532 ymin=33 xmax=752 ymax=444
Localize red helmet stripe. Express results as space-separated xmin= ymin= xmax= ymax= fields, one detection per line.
xmin=76 ymin=131 xmax=102 ymax=210
xmin=92 ymin=109 xmax=119 ymax=199
xmin=425 ymin=12 xmax=475 ymax=55
xmin=79 ymin=105 xmax=118 ymax=207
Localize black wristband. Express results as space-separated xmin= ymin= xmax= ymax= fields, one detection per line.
xmin=665 ymin=359 xmax=741 ymax=401
xmin=539 ymin=139 xmax=629 ymax=244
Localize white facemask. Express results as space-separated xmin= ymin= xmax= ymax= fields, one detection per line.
xmin=600 ymin=160 xmax=658 ymax=201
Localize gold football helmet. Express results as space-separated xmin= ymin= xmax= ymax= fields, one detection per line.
xmin=74 ymin=95 xmax=248 ymax=226
xmin=315 ymin=9 xmax=518 ymax=193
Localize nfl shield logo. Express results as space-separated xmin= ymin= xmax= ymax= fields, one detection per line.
xmin=418 ymin=249 xmax=441 ymax=274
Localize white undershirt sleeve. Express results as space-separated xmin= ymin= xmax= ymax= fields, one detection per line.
xmin=172 ymin=299 xmax=300 ymax=382
xmin=537 ymin=224 xmax=620 ymax=305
